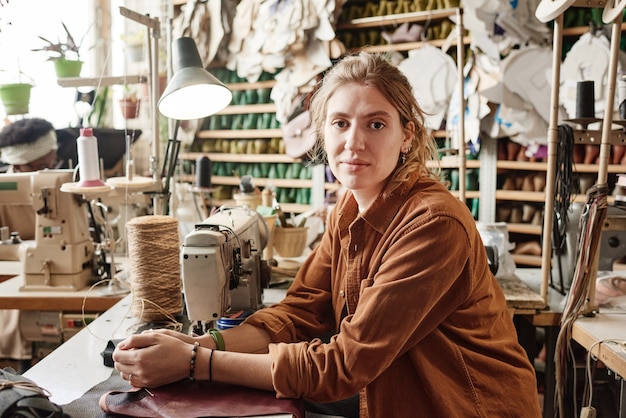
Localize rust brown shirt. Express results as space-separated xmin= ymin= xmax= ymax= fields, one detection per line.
xmin=245 ymin=171 xmax=541 ymax=418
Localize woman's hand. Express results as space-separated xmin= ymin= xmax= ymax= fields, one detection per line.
xmin=113 ymin=332 xmax=195 ymax=388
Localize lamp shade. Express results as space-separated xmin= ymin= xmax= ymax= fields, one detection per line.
xmin=158 ymin=37 xmax=232 ymax=120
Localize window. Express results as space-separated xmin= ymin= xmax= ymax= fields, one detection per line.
xmin=0 ymin=0 xmax=95 ymax=127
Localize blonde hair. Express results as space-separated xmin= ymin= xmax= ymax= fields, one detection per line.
xmin=309 ymin=51 xmax=440 ymax=198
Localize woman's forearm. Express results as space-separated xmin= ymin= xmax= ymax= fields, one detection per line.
xmin=203 ymin=323 xmax=272 ymax=353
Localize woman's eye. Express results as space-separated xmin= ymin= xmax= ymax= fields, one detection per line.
xmin=370 ymin=121 xmax=385 ymax=130
xmin=333 ymin=120 xmax=348 ymax=128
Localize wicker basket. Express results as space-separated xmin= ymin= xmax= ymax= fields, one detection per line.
xmin=233 ymin=192 xmax=262 ymax=209
xmin=273 ymin=227 xmax=308 ymax=258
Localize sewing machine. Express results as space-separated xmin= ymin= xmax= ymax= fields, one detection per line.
xmin=553 ymin=203 xmax=626 ymax=291
xmin=0 ymin=170 xmax=96 ymax=291
xmin=181 ymin=206 xmax=272 ymax=335
xmin=599 ymin=204 xmax=626 ymax=271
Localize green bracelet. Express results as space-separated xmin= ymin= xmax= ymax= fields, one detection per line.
xmin=209 ymin=328 xmax=225 ymax=351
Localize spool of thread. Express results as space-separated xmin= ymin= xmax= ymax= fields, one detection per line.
xmin=575 ymin=80 xmax=595 ymax=119
xmin=77 ymin=127 xmax=105 ymax=187
xmin=195 ymin=155 xmax=212 ymax=189
xmin=126 ymin=215 xmax=182 ymax=322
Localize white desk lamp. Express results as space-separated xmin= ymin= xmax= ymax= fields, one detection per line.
xmin=157 ymin=37 xmax=232 ymax=215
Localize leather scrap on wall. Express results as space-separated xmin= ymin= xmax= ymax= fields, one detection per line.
xmin=172 ymin=0 xmax=235 ymax=65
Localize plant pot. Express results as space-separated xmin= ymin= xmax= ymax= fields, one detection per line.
xmin=0 ymin=83 xmax=32 ymax=115
xmin=119 ymin=98 xmax=141 ymax=119
xmin=54 ymin=59 xmax=83 ymax=78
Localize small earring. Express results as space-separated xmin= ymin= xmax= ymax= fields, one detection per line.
xmin=401 ymin=153 xmax=407 ymax=164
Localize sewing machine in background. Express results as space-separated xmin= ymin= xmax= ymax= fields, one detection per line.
xmin=553 ymin=202 xmax=626 ymax=292
xmin=599 ymin=204 xmax=626 ymax=271
xmin=0 ymin=170 xmax=97 ymax=291
xmin=181 ymin=206 xmax=272 ymax=335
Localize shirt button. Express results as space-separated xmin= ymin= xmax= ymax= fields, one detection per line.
xmin=339 ymin=290 xmax=345 ymax=297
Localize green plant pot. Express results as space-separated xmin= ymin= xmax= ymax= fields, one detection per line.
xmin=54 ymin=59 xmax=83 ymax=78
xmin=0 ymin=83 xmax=32 ymax=115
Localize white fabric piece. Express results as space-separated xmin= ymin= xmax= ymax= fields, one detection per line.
xmin=227 ymin=0 xmax=336 ymax=88
xmin=461 ymin=0 xmax=503 ymax=35
xmin=501 ymin=46 xmax=552 ymax=122
xmin=496 ymin=105 xmax=549 ymax=146
xmin=172 ymin=0 xmax=224 ymax=65
xmin=0 ymin=129 xmax=57 ymax=165
xmin=398 ymin=44 xmax=458 ymax=130
xmin=447 ymin=64 xmax=491 ymax=150
xmin=471 ymin=32 xmax=501 ymax=61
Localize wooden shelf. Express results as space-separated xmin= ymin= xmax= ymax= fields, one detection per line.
xmin=495 ymin=188 xmax=620 ymax=204
xmin=507 ymin=223 xmax=542 ymax=236
xmin=513 ymin=254 xmax=542 ymax=267
xmin=336 ymin=8 xmax=469 ymax=53
xmin=495 ymin=160 xmax=626 ymax=174
xmin=225 ymin=80 xmax=275 ymax=91
xmin=449 ymin=190 xmax=479 ymax=199
xmin=336 ymin=8 xmax=460 ymax=30
xmin=215 ymin=103 xmax=276 ymax=115
xmin=179 ymin=152 xmax=298 ymax=164
xmin=212 ymin=199 xmax=310 ymax=214
xmin=178 ymin=174 xmax=341 ymax=193
xmin=496 ymin=190 xmax=545 ymax=203
xmin=57 ymin=75 xmax=147 ymax=88
xmin=359 ymin=36 xmax=472 ymax=54
xmin=562 ymin=21 xmax=626 ymax=37
xmin=197 ymin=129 xmax=283 ymax=139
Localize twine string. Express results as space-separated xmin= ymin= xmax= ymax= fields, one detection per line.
xmin=126 ymin=215 xmax=183 ymax=323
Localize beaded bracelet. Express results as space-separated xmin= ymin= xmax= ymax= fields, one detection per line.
xmin=189 ymin=342 xmax=200 ymax=381
xmin=209 ymin=328 xmax=225 ymax=351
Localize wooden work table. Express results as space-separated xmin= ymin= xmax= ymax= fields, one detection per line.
xmin=23 ymin=294 xmax=294 ymax=417
xmin=571 ymin=313 xmax=626 ymax=418
xmin=572 ymin=311 xmax=626 ymax=402
xmin=572 ymin=313 xmax=626 ymax=380
xmin=498 ymin=268 xmax=567 ymax=418
xmin=16 ymin=265 xmax=559 ymax=416
xmin=0 ymin=260 xmax=126 ymax=312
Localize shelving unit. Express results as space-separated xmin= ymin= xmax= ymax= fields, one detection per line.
xmin=178 ymin=6 xmax=470 ymax=214
xmin=481 ymin=9 xmax=626 ymax=270
xmin=538 ymin=1 xmax=624 ymax=305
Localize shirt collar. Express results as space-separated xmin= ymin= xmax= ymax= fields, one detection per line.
xmin=337 ymin=170 xmax=421 ymax=233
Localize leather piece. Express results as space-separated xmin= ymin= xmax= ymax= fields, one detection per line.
xmin=99 ymin=380 xmax=304 ymax=418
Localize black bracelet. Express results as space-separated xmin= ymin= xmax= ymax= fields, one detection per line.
xmin=189 ymin=342 xmax=200 ymax=381
xmin=208 ymin=348 xmax=214 ymax=382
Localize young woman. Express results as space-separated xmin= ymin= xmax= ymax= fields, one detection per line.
xmin=114 ymin=52 xmax=542 ymax=418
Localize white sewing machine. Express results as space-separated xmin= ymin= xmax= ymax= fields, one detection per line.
xmin=0 ymin=170 xmax=95 ymax=291
xmin=181 ymin=206 xmax=272 ymax=335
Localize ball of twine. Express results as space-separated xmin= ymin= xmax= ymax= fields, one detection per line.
xmin=126 ymin=215 xmax=182 ymax=322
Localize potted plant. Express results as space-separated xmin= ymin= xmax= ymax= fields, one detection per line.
xmin=0 ymin=2 xmax=33 ymax=115
xmin=121 ymin=30 xmax=145 ymax=63
xmin=0 ymin=69 xmax=34 ymax=116
xmin=31 ymin=22 xmax=89 ymax=78
xmin=119 ymin=88 xmax=141 ymax=119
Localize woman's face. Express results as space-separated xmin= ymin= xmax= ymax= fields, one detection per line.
xmin=324 ymin=82 xmax=412 ymax=210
